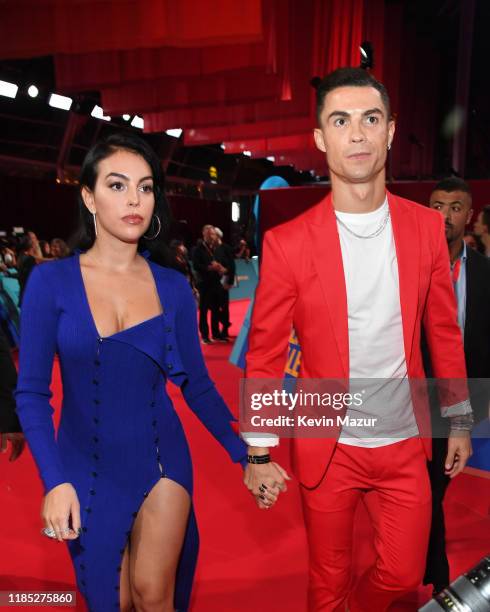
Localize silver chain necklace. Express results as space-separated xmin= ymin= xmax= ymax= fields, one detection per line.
xmin=335 ymin=207 xmax=390 ymax=239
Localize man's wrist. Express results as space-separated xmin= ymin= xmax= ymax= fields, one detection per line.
xmin=247 ymin=446 xmax=270 ymax=457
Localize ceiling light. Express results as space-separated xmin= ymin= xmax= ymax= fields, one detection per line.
xmin=27 ymin=85 xmax=39 ymax=98
xmin=48 ymin=93 xmax=73 ymax=110
xmin=0 ymin=80 xmax=18 ymax=99
xmin=131 ymin=115 xmax=144 ymax=129
xmin=165 ymin=128 xmax=183 ymax=138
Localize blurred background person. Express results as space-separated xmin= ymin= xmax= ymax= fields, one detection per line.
xmin=472 ymin=204 xmax=490 ymax=257
xmin=0 ymin=327 xmax=25 ymax=461
xmin=214 ymin=227 xmax=235 ymax=340
xmin=170 ymin=239 xmax=198 ymax=301
xmin=50 ymin=238 xmax=69 ymax=259
xmin=39 ymin=240 xmax=52 ymax=258
xmin=192 ymin=225 xmax=226 ymax=343
xmin=463 ymin=230 xmax=485 ymax=254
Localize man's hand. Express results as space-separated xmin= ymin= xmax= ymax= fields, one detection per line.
xmin=244 ymin=461 xmax=291 ymax=509
xmin=0 ymin=432 xmax=25 ymax=461
xmin=445 ymin=432 xmax=472 ymax=478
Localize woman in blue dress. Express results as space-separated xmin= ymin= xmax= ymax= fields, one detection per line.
xmin=15 ymin=133 xmax=281 ymax=611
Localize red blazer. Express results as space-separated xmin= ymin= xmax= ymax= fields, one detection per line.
xmin=246 ymin=191 xmax=468 ymax=489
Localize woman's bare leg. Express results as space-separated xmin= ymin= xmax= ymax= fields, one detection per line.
xmin=128 ymin=478 xmax=191 ymax=612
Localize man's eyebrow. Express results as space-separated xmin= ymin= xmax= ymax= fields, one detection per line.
xmin=363 ymin=107 xmax=384 ymax=116
xmin=326 ymin=107 xmax=385 ymax=121
xmin=431 ymin=199 xmax=464 ymax=205
xmin=105 ymin=172 xmax=153 ymax=183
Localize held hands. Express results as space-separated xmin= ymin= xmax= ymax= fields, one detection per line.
xmin=42 ymin=483 xmax=81 ymax=542
xmin=445 ymin=431 xmax=472 ymax=478
xmin=244 ymin=460 xmax=291 ymax=510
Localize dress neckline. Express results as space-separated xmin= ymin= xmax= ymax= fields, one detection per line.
xmin=75 ymin=253 xmax=164 ymax=340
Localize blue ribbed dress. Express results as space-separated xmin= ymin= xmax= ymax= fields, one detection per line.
xmin=15 ymin=252 xmax=248 ymax=612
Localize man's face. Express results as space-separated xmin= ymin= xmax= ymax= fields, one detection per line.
xmin=473 ymin=211 xmax=488 ymax=237
xmin=429 ymin=190 xmax=473 ymax=244
xmin=314 ymin=86 xmax=395 ymax=184
xmin=203 ymin=227 xmax=218 ymax=245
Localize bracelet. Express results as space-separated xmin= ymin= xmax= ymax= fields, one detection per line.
xmin=247 ymin=454 xmax=271 ymax=464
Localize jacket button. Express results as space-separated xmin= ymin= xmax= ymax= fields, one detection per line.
xmin=93 ymin=454 xmax=99 ymax=460
xmin=152 ymin=419 xmax=157 ymax=426
xmin=150 ymin=401 xmax=156 ymax=407
xmin=92 ymin=379 xmax=99 ymax=385
xmin=94 ymin=360 xmax=101 ymax=366
xmin=90 ymin=489 xmax=96 ymax=495
xmin=93 ymin=417 xmax=99 ymax=424
xmin=154 ymin=437 xmax=159 ymax=444
xmin=94 ymin=399 xmax=100 ymax=405
xmin=167 ymin=364 xmax=173 ymax=370
xmin=82 ymin=527 xmax=88 ymax=533
xmin=92 ymin=471 xmax=98 ymax=477
xmin=85 ymin=507 xmax=92 ymax=513
xmin=166 ymin=344 xmax=172 ymax=351
xmin=93 ymin=436 xmax=99 ymax=443
xmin=166 ymin=327 xmax=172 ymax=333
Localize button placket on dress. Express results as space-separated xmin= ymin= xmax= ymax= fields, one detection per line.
xmin=79 ymin=337 xmax=105 ymax=592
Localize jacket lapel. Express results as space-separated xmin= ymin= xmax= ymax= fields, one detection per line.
xmin=306 ymin=193 xmax=349 ymax=377
xmin=388 ymin=191 xmax=420 ymax=367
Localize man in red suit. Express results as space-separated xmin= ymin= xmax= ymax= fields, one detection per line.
xmin=242 ymin=68 xmax=473 ymax=611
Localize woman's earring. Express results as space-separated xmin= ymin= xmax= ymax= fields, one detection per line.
xmin=92 ymin=212 xmax=98 ymax=237
xmin=144 ymin=215 xmax=162 ymax=240
xmin=387 ymin=143 xmax=391 ymax=151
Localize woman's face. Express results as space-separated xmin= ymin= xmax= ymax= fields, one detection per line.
xmin=82 ymin=149 xmax=156 ymax=245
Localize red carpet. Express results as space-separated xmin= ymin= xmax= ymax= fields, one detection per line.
xmin=1 ymin=298 xmax=489 ymax=611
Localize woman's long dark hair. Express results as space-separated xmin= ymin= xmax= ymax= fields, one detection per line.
xmin=70 ymin=132 xmax=174 ymax=267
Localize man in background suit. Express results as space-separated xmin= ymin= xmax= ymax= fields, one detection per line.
xmin=424 ymin=177 xmax=490 ymax=593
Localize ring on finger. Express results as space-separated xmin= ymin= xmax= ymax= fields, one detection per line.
xmin=41 ymin=527 xmax=57 ymax=539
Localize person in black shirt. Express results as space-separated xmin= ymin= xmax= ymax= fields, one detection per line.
xmin=192 ymin=225 xmax=226 ymax=343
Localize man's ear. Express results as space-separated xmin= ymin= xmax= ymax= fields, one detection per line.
xmin=81 ymin=186 xmax=95 ymax=214
xmin=314 ymin=128 xmax=327 ymax=153
xmin=466 ymin=208 xmax=474 ymax=226
xmin=387 ymin=119 xmax=395 ymax=149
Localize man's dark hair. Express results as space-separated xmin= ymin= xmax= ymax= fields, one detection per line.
xmin=481 ymin=204 xmax=490 ymax=231
xmin=316 ymin=67 xmax=391 ymax=123
xmin=433 ymin=177 xmax=471 ymax=195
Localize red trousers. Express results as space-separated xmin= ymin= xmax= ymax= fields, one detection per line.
xmin=300 ymin=438 xmax=431 ymax=612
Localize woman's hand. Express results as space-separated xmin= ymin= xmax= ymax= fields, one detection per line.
xmin=244 ymin=462 xmax=291 ymax=509
xmin=42 ymin=483 xmax=81 ymax=542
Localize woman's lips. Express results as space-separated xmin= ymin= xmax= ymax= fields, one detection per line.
xmin=122 ymin=215 xmax=144 ymax=225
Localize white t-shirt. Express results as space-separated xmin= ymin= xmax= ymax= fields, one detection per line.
xmin=335 ymin=197 xmax=418 ymax=447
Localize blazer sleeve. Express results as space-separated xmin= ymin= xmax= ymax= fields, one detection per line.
xmin=246 ymin=229 xmax=297 ymax=379
xmin=14 ymin=264 xmax=67 ymax=493
xmin=174 ymin=278 xmax=248 ymax=466
xmin=422 ymin=216 xmax=471 ymax=416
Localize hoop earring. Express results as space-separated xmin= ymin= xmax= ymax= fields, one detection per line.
xmin=144 ymin=215 xmax=162 ymax=240
xmin=92 ymin=212 xmax=98 ymax=237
